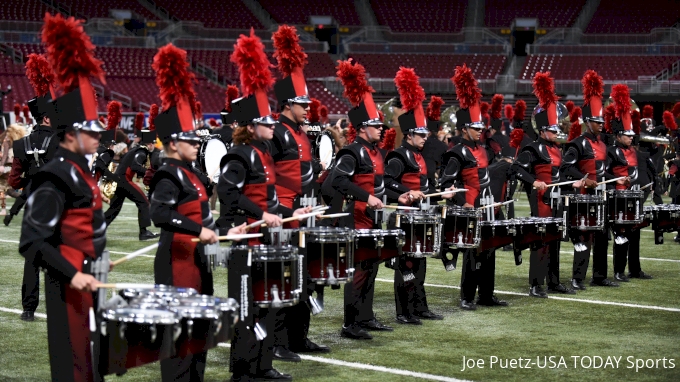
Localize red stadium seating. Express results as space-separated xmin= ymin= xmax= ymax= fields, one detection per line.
xmin=585 ymin=0 xmax=679 ymax=34
xmin=0 ymin=0 xmax=51 ymax=22
xmin=54 ymin=0 xmax=158 ymax=20
xmin=349 ymin=53 xmax=506 ymax=79
xmin=484 ymin=0 xmax=586 ymax=28
xmin=521 ymin=55 xmax=680 ymax=80
xmin=151 ymin=0 xmax=262 ymax=29
xmin=259 ymin=0 xmax=361 ymax=25
xmin=307 ymin=80 xmax=348 ymax=114
xmin=371 ymin=0 xmax=467 ymax=33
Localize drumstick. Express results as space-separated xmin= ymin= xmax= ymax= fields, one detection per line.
xmin=319 ymin=213 xmax=350 ymax=219
xmin=190 ymin=233 xmax=263 ymax=243
xmin=423 ymin=189 xmax=468 ymax=198
xmin=532 ymin=179 xmax=580 ymax=189
xmin=260 ymin=210 xmax=324 ymax=227
xmin=111 ymin=242 xmax=160 ymax=266
xmin=640 ymin=182 xmax=654 ymax=190
xmin=311 ymin=205 xmax=330 ymax=212
xmin=478 ymin=199 xmax=516 ymax=210
xmin=596 ymin=176 xmax=627 ymax=186
xmin=380 ymin=205 xmax=419 ymax=210
xmin=96 ymin=283 xmax=156 ymax=290
xmin=244 ymin=219 xmax=266 ymax=230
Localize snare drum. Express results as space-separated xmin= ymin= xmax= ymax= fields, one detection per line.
xmin=354 ymin=229 xmax=405 ymax=264
xmin=443 ymin=206 xmax=481 ymax=248
xmin=197 ymin=137 xmax=228 ymax=183
xmin=644 ymin=204 xmax=680 ymax=233
xmin=565 ymin=194 xmax=605 ymax=231
xmin=479 ymin=219 xmax=516 ymax=252
xmin=394 ymin=210 xmax=442 ymax=258
xmin=119 ymin=285 xmax=197 ymax=304
xmin=299 ymin=226 xmax=355 ymax=285
xmin=170 ymin=295 xmax=239 ymax=349
xmin=512 ymin=217 xmax=564 ymax=251
xmin=606 ymin=190 xmax=643 ymax=224
xmin=230 ymin=245 xmax=302 ymax=308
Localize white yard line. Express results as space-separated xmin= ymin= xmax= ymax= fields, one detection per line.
xmin=557 ymin=250 xmax=680 ymax=263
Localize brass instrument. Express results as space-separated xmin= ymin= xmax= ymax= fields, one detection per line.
xmin=378 ymin=98 xmax=397 ymax=128
xmin=99 ymin=161 xmax=118 ymax=200
xmin=530 ymin=101 xmax=570 ymax=143
xmin=440 ymin=105 xmax=459 ymax=133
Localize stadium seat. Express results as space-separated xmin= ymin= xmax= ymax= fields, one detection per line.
xmin=54 ymin=0 xmax=158 ymax=20
xmin=585 ymin=0 xmax=680 ymax=34
xmin=485 ymin=0 xmax=586 ymax=28
xmin=349 ymin=53 xmax=506 ymax=79
xmin=259 ymin=0 xmax=361 ymax=25
xmin=521 ymin=54 xmax=680 ymax=80
xmin=151 ymin=0 xmax=262 ymax=29
xmin=371 ymin=0 xmax=467 ymax=33
xmin=0 ymin=0 xmax=51 ymax=22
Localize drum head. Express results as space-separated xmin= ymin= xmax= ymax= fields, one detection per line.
xmin=201 ymin=138 xmax=228 ymax=183
xmin=317 ymin=133 xmax=335 ymax=170
xmin=103 ymin=304 xmax=179 ymax=325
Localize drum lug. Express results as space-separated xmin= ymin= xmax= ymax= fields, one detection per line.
xmin=415 ymin=241 xmax=422 ymax=257
xmin=173 ymin=323 xmax=182 ymax=341
xmin=150 ymin=324 xmax=157 ymax=343
xmin=347 ymin=267 xmax=355 ymax=281
xmin=119 ymin=322 xmax=126 ymax=340
xmin=100 ymin=320 xmax=107 ymax=337
xmin=326 ymin=264 xmax=338 ymax=286
xmin=187 ymin=319 xmax=194 ymax=338
xmin=214 ymin=318 xmax=222 ymax=336
xmin=270 ymin=285 xmax=283 ymax=308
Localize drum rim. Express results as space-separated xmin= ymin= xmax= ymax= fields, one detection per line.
xmin=102 ymin=306 xmax=180 ymax=324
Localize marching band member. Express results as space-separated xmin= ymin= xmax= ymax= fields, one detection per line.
xmin=332 ymin=59 xmax=414 ymax=339
xmin=440 ymin=64 xmax=507 ymax=310
xmin=269 ymin=25 xmax=328 ymax=361
xmin=422 ymin=96 xmax=448 ymax=195
xmin=142 ymin=104 xmax=162 ymax=188
xmin=385 ymin=67 xmax=443 ymax=325
xmin=606 ymin=84 xmax=653 ymax=281
xmin=92 ymin=101 xmax=121 ymax=205
xmin=561 ymin=70 xmax=622 ymax=289
xmin=20 ymin=14 xmax=106 ymax=381
xmin=511 ymin=72 xmax=575 ymax=297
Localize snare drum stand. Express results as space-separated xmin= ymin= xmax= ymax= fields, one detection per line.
xmin=300 ymin=192 xmax=318 ymax=228
xmin=91 ymin=250 xmax=110 ymax=311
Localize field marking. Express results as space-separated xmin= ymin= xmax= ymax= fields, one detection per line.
xmin=0 ymin=306 xmax=47 ymax=319
xmin=557 ymin=250 xmax=680 ymax=263
xmin=375 ymin=279 xmax=680 ymax=313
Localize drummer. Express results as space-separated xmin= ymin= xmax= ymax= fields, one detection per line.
xmin=606 ymin=86 xmax=652 ymax=281
xmin=440 ymin=65 xmax=507 ymax=310
xmin=511 ymin=72 xmax=575 ymax=297
xmin=384 ymin=67 xmax=444 ymax=325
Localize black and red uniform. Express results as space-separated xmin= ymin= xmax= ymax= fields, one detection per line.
xmin=384 ymin=141 xmax=436 ymax=320
xmin=149 ymin=157 xmax=215 ymax=381
xmin=92 ymin=145 xmax=116 ymax=183
xmin=512 ymin=137 xmax=567 ymax=291
xmin=561 ymin=131 xmax=615 ymax=285
xmin=20 ymin=147 xmax=107 ymax=382
xmin=670 ymin=157 xmax=680 ymax=205
xmin=104 ymin=145 xmax=152 ymax=230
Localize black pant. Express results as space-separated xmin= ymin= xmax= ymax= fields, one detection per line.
xmin=394 ymin=257 xmax=428 ymax=316
xmin=273 ymin=271 xmax=314 ymax=349
xmin=160 ymin=352 xmax=207 ymax=382
xmin=529 ymin=241 xmax=561 ymax=287
xmin=230 ymin=308 xmax=275 ymax=378
xmin=21 ymin=254 xmax=40 ymax=312
xmin=571 ymin=229 xmax=609 ymax=281
xmin=344 ymin=261 xmax=379 ymax=325
xmin=104 ymin=181 xmax=151 ymax=229
xmin=613 ymin=227 xmax=642 ymax=275
xmin=460 ymin=249 xmax=496 ymax=303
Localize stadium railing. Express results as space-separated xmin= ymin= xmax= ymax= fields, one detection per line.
xmin=535 ymin=27 xmax=680 ymax=45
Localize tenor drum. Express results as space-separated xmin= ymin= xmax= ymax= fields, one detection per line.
xmin=353 ymin=229 xmax=405 ymax=264
xmin=170 ymin=295 xmax=239 ymax=349
xmin=230 ymin=245 xmax=302 ymax=308
xmin=299 ymin=226 xmax=354 ymax=285
xmin=443 ymin=206 xmax=481 ymax=248
xmin=394 ymin=210 xmax=442 ymax=258
xmin=119 ymin=285 xmax=197 ymax=304
xmin=606 ymin=190 xmax=644 ymax=224
xmin=479 ymin=219 xmax=516 ymax=252
xmin=197 ymin=137 xmax=228 ymax=183
xmin=565 ymin=194 xmax=605 ymax=231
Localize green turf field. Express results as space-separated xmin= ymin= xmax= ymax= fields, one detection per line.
xmin=0 ymin=194 xmax=679 ymax=382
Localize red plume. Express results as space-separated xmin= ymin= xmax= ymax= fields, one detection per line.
xmin=319 ymin=105 xmax=329 ymax=123
xmin=149 ymin=104 xmax=159 ymax=131
xmin=134 ymin=112 xmax=145 ymax=131
xmin=663 ymin=111 xmax=677 ymax=131
xmin=225 ymin=85 xmax=239 ymax=112
xmin=194 ymin=101 xmax=203 ymax=120
xmin=452 ymin=64 xmax=481 ymax=110
xmin=642 ymin=105 xmax=654 ymax=119
xmin=336 ymin=58 xmax=374 ymax=106
xmin=208 ymin=118 xmax=218 ymax=127
xmin=568 ymin=121 xmax=582 ymax=142
xmin=378 ymin=110 xmax=385 ymax=122
xmin=271 ymin=111 xmax=280 ymax=121
xmin=603 ymin=104 xmax=616 ymax=134
xmin=509 ymin=128 xmax=524 ymax=149
xmin=672 ymin=102 xmax=680 ymax=118
xmin=504 ymin=104 xmax=514 ymax=120
xmin=106 ymin=101 xmax=122 ymax=131
xmin=41 ymin=13 xmax=105 ymax=93
xmin=631 ymin=110 xmax=641 ymax=135
xmin=99 ymin=115 xmax=106 ymax=125
xmin=581 ymin=70 xmax=604 ymax=105
xmin=308 ymin=98 xmax=321 ymax=123
xmin=231 ymin=29 xmax=274 ymax=97
xmin=346 ymin=124 xmax=357 ymax=143
xmin=394 ymin=67 xmax=425 ymax=112
xmin=611 ymin=84 xmax=631 ymax=119
xmin=14 ymin=103 xmax=21 ymax=121
xmin=514 ymin=100 xmax=526 ymax=122
xmin=379 ymin=128 xmax=396 ymax=151
xmin=23 ymin=105 xmax=31 ymax=124
xmin=565 ymin=101 xmax=575 ymax=113
xmin=426 ymin=96 xmax=444 ymax=121
xmin=272 ymin=25 xmax=307 ymax=77
xmin=153 ymin=43 xmax=197 ymax=112
xmin=480 ymin=101 xmax=490 ymax=127
xmin=570 ymin=106 xmax=582 ymax=123
xmin=490 ymin=94 xmax=503 ymax=120
xmin=532 ymin=72 xmax=558 ymax=108
xmin=25 ymin=53 xmax=54 ymax=97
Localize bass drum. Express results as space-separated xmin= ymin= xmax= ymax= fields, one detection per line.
xmin=316 ymin=130 xmax=336 ymax=171
xmin=197 ymin=137 xmax=228 ymax=183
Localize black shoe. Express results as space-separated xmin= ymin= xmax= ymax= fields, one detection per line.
xmin=502 ymin=245 xmax=513 ymax=252
xmin=547 ymin=284 xmax=576 ymax=294
xmin=3 ymin=213 xmax=14 ymax=226
xmin=614 ymin=273 xmax=630 ymax=282
xmin=571 ymin=279 xmax=586 ymax=291
xmin=414 ymin=311 xmax=444 ymax=320
xmin=590 ymin=278 xmax=619 ymax=287
xmin=255 ymin=369 xmax=292 ymax=381
xmin=529 ymin=286 xmax=548 ymax=298
xmin=396 ymin=314 xmax=422 ymax=325
xmin=139 ymin=229 xmax=159 ymax=241
xmin=358 ymin=318 xmax=393 ymax=331
xmin=290 ymin=339 xmax=330 ymax=354
xmin=476 ymin=295 xmax=509 ymax=307
xmin=628 ymin=271 xmax=653 ymax=279
xmin=459 ymin=300 xmax=477 ymax=311
xmin=272 ymin=346 xmax=301 ymax=363
xmin=341 ymin=324 xmax=372 ymax=340
xmin=20 ymin=311 xmax=34 ymax=322
xmin=674 ymin=235 xmax=680 ymax=243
